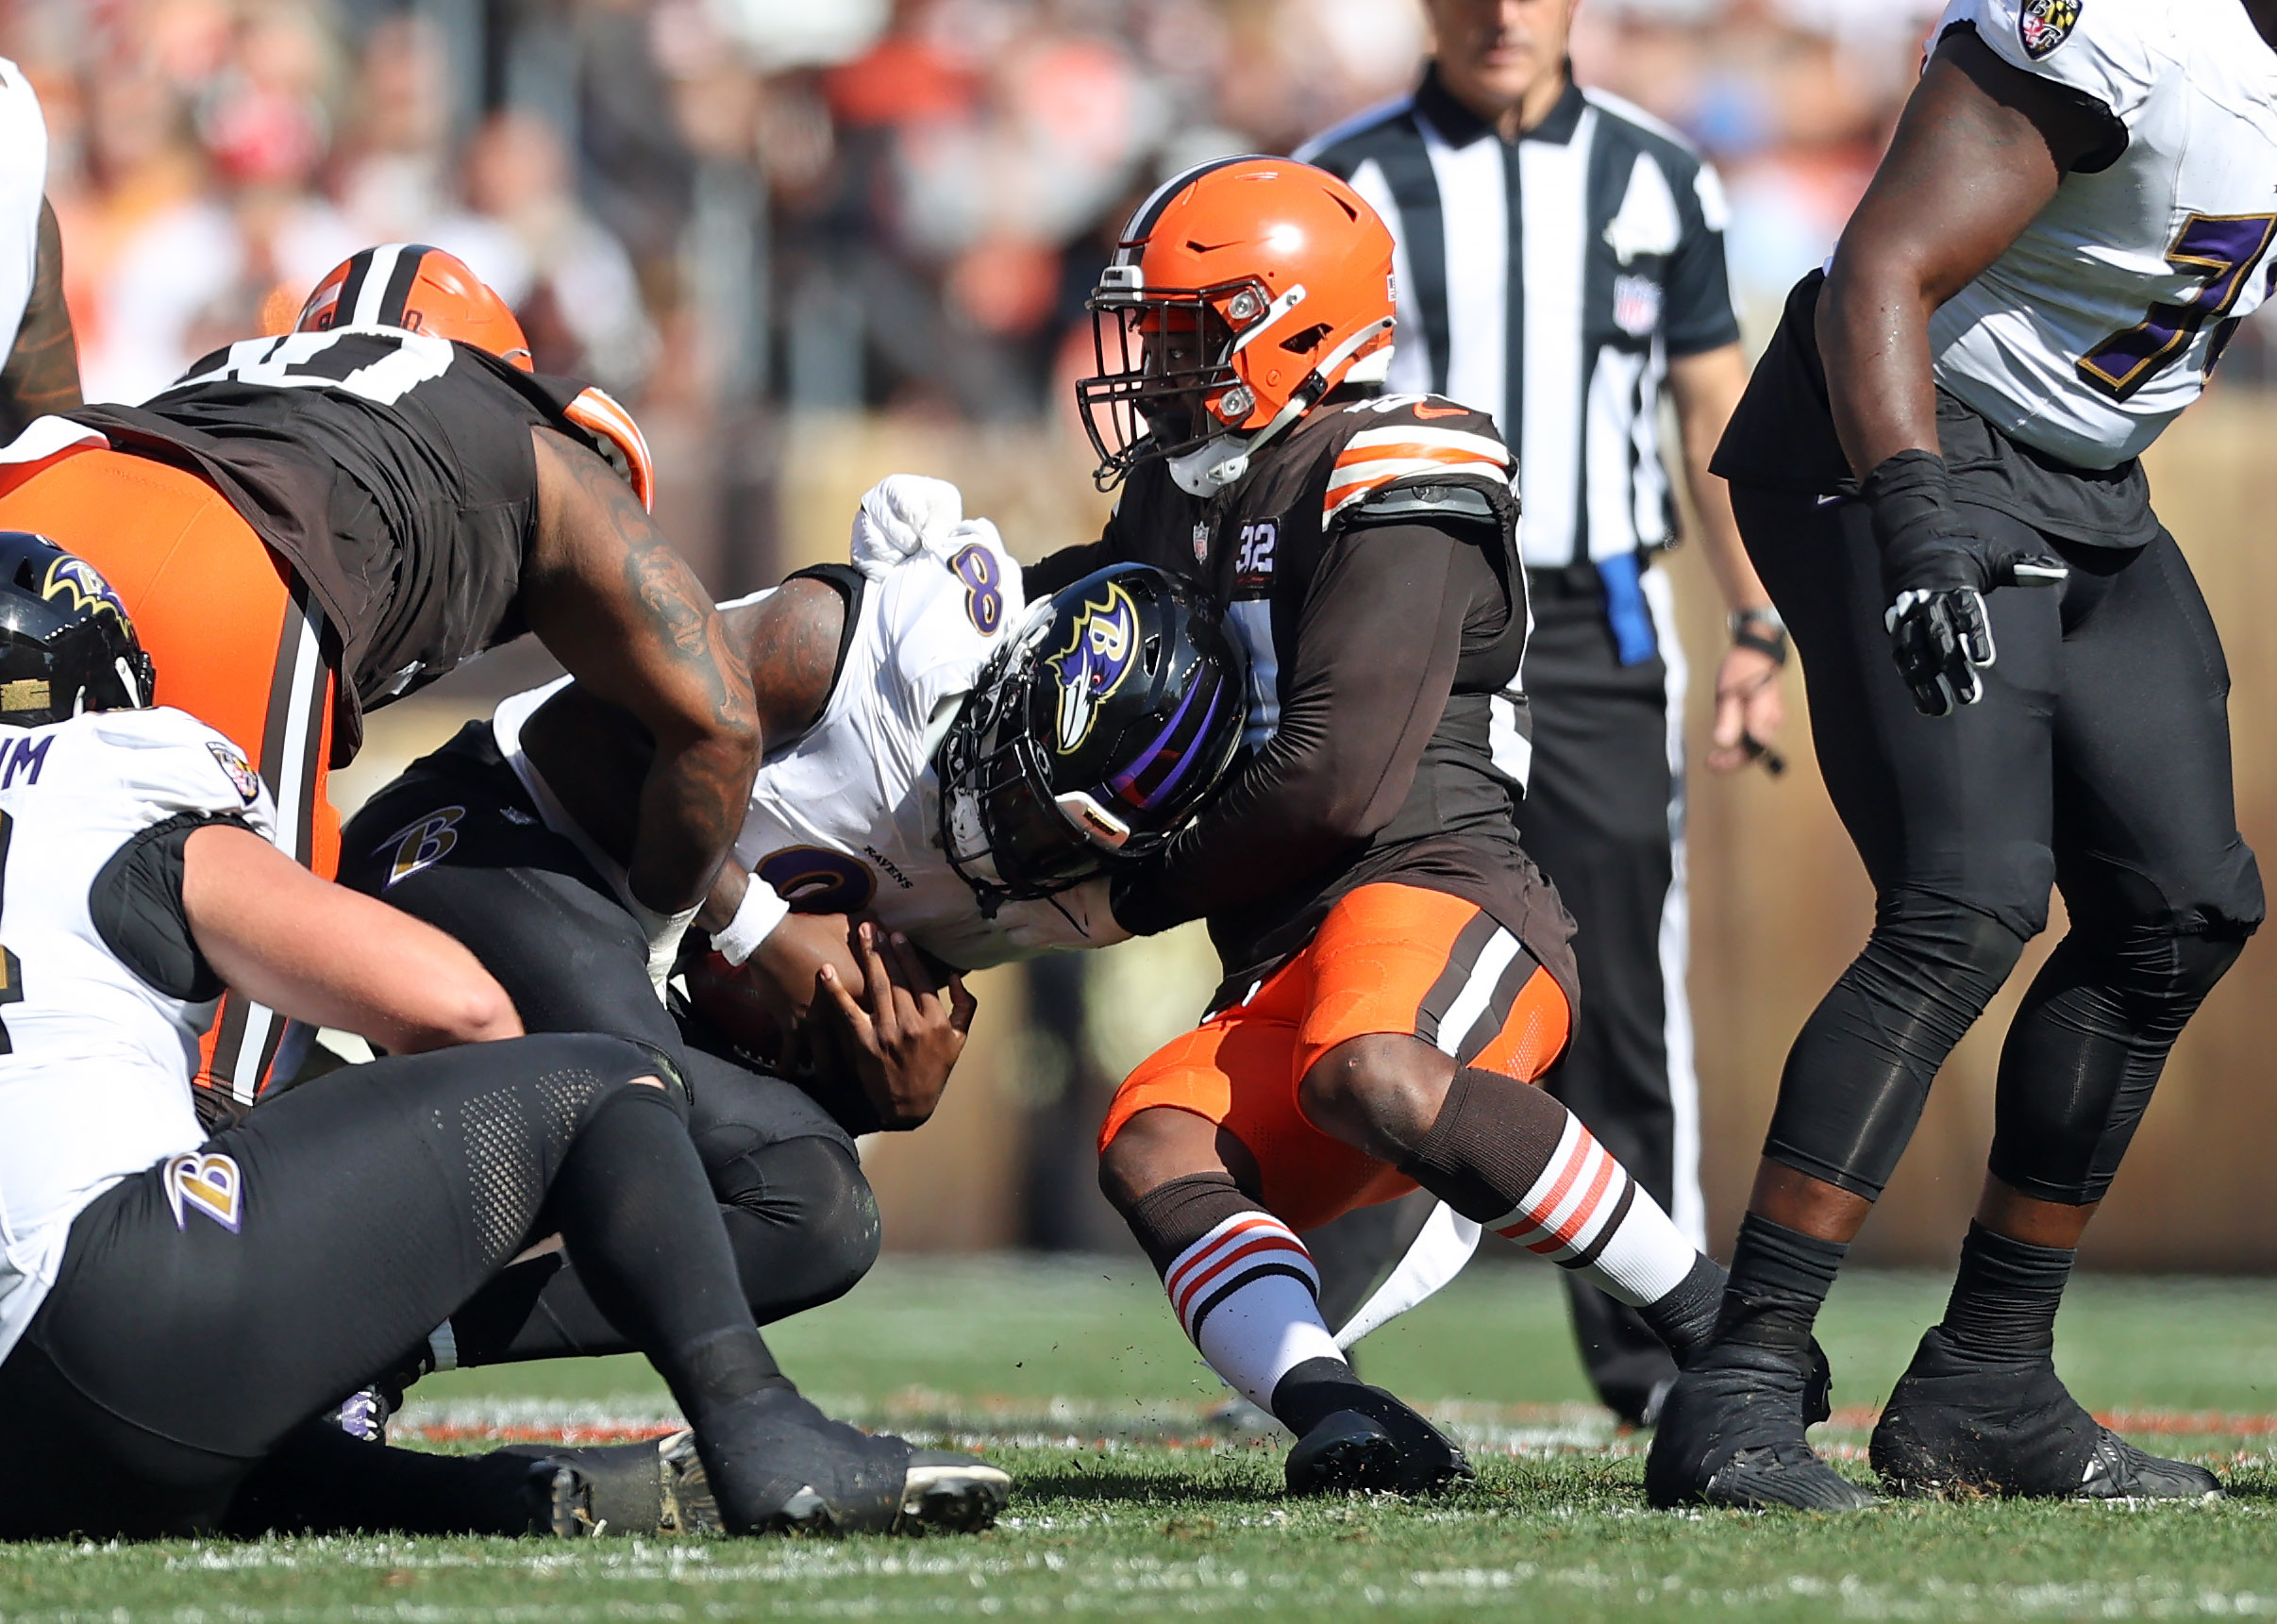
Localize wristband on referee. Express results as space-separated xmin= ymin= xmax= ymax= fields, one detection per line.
xmin=710 ymin=876 xmax=792 ymax=967
xmin=1728 ymin=606 xmax=1789 ymax=665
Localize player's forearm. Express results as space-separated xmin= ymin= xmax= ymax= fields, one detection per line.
xmin=1669 ymin=346 xmax=1770 ymax=612
xmin=1114 ymin=531 xmax=1465 ymax=933
xmin=1816 ymin=260 xmax=1943 ymax=480
xmin=627 ymin=729 xmax=756 ymax=913
xmin=1022 ymin=538 xmax=1119 ymax=597
xmin=183 ymin=825 xmax=523 ymax=1051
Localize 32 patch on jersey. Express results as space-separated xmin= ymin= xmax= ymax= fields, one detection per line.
xmin=166 ymin=1151 xmax=243 ymax=1232
xmin=2019 ymin=0 xmax=2080 ymax=60
xmin=207 ymin=741 xmax=262 ymax=804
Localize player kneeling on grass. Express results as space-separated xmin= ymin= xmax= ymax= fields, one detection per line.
xmin=0 ymin=532 xmax=1006 ymax=1540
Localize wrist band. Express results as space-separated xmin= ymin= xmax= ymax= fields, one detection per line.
xmin=711 ymin=877 xmax=791 ymax=967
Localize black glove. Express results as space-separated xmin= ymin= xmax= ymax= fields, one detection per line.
xmin=1862 ymin=449 xmax=2068 ymax=718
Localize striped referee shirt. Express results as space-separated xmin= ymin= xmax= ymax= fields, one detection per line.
xmin=1298 ymin=69 xmax=1741 ymax=573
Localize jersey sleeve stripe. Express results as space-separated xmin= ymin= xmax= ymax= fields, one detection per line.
xmin=563 ymin=387 xmax=656 ymax=513
xmin=1324 ymin=460 xmax=1515 ymax=524
xmin=1342 ymin=426 xmax=1510 ymax=462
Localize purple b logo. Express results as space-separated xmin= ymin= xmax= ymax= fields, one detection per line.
xmin=1049 ymin=580 xmax=1141 ymax=755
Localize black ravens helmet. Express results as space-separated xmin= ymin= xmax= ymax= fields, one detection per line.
xmin=0 ymin=532 xmax=157 ymax=727
xmin=939 ymin=563 xmax=1248 ymax=905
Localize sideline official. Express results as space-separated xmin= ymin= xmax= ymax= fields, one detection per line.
xmin=1300 ymin=0 xmax=1783 ymax=1424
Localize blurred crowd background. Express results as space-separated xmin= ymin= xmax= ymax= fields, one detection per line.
xmin=35 ymin=0 xmax=2277 ymax=437
xmin=13 ymin=0 xmax=2277 ymax=1270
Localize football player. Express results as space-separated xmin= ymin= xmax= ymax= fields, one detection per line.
xmin=1646 ymin=0 xmax=2270 ymax=1510
xmin=0 ymin=243 xmax=757 ymax=1108
xmin=330 ymin=503 xmax=1247 ymax=1382
xmin=0 ymin=533 xmax=1005 ymax=1540
xmin=1024 ymin=157 xmax=1769 ymax=1495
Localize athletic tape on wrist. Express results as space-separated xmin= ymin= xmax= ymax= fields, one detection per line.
xmin=1860 ymin=449 xmax=1974 ymax=590
xmin=711 ymin=877 xmax=792 ymax=967
xmin=628 ymin=896 xmax=701 ymax=997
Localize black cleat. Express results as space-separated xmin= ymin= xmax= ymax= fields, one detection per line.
xmin=696 ymin=1385 xmax=1011 ymax=1535
xmin=1646 ymin=1341 xmax=1876 ymax=1512
xmin=504 ymin=1430 xmax=725 ymax=1535
xmin=1284 ymin=1388 xmax=1472 ymax=1497
xmin=1870 ymin=1328 xmax=2221 ymax=1501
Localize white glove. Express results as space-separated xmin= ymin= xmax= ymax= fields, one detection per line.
xmin=849 ymin=473 xmax=963 ymax=580
xmin=628 ymin=897 xmax=701 ymax=1001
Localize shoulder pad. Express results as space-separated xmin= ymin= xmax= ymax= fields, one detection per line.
xmin=561 ymin=386 xmax=655 ymax=512
xmin=1323 ymin=401 xmax=1513 ymax=528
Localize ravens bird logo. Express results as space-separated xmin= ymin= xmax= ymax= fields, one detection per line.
xmin=1049 ymin=580 xmax=1141 ymax=755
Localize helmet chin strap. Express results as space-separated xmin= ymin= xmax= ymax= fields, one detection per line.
xmin=1164 ymin=317 xmax=1395 ymax=498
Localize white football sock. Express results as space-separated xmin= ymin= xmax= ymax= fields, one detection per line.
xmin=1481 ymin=1113 xmax=1697 ymax=1308
xmin=1164 ymin=1211 xmax=1345 ymax=1412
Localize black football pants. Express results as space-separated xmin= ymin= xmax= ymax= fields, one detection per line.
xmin=0 ymin=1034 xmax=740 ymax=1538
xmin=1735 ymin=487 xmax=2261 ymax=1207
xmin=338 ymin=725 xmax=879 ymax=1360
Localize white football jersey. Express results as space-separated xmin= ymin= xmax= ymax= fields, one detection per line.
xmin=0 ymin=708 xmax=277 ymax=1363
xmin=1924 ymin=0 xmax=2277 ymax=468
xmin=497 ymin=538 xmax=1117 ymax=971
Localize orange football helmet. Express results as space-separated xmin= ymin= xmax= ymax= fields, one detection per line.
xmin=294 ymin=243 xmax=533 ymax=371
xmin=1077 ymin=156 xmax=1396 ymax=491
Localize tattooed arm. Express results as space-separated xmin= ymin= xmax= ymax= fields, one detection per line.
xmin=522 ymin=575 xmax=848 ymax=924
xmin=520 ymin=426 xmax=760 ymax=913
xmin=0 ymin=200 xmax=79 ymax=440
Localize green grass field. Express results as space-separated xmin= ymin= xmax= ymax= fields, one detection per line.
xmin=12 ymin=1258 xmax=2277 ymax=1622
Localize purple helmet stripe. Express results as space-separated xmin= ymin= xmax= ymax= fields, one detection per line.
xmin=1110 ymin=674 xmax=1223 ymax=812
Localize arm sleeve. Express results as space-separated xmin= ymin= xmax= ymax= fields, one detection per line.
xmin=90 ymin=812 xmax=254 ymax=1001
xmin=1663 ymin=159 xmax=1743 ymax=358
xmin=1110 ymin=518 xmax=1496 ymax=937
xmin=1025 ymin=495 xmax=1142 ymax=597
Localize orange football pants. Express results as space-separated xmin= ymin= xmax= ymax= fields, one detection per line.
xmin=1098 ymin=882 xmax=1571 ymax=1232
xmin=0 ymin=446 xmax=340 ymax=1100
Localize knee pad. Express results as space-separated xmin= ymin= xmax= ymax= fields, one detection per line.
xmin=1764 ymin=893 xmax=2029 ymax=1200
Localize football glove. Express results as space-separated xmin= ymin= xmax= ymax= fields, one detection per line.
xmin=848 ymin=473 xmax=962 ymax=579
xmin=1863 ymin=449 xmax=2067 ymax=719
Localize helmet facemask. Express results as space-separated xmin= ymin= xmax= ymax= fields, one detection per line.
xmin=937 ymin=609 xmax=1113 ymax=908
xmin=1078 ymin=272 xmax=1278 ymax=492
xmin=936 ymin=566 xmax=1250 ymax=911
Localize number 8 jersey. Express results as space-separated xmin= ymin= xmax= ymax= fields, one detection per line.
xmin=1928 ymin=0 xmax=2277 ymax=468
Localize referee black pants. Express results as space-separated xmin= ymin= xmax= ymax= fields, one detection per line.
xmin=1516 ymin=561 xmax=1698 ymax=1422
xmin=1735 ymin=487 xmax=2260 ymax=1208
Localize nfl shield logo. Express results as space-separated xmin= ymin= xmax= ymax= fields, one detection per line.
xmin=2018 ymin=0 xmax=2080 ymax=59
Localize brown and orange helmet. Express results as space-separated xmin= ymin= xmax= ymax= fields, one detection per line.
xmin=1077 ymin=157 xmax=1396 ymax=491
xmin=294 ymin=243 xmax=533 ymax=371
